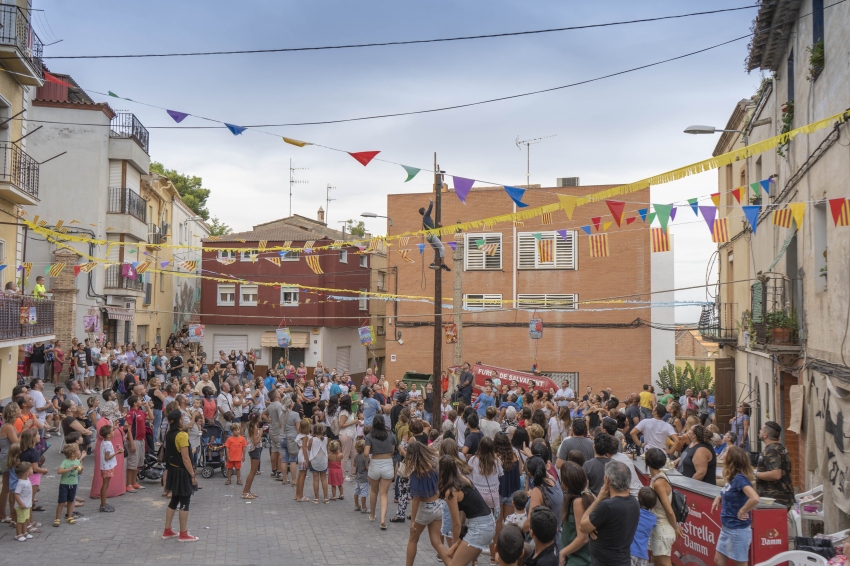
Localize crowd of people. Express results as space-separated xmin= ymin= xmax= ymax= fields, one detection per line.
xmin=0 ymin=348 xmax=797 ymax=565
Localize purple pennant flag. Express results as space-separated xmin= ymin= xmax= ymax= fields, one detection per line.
xmin=447 ymin=241 xmax=457 ymax=251
xmin=160 ymin=261 xmax=170 ymax=268
xmin=452 ymin=176 xmax=474 ymax=204
xmin=121 ymin=263 xmax=137 ymax=280
xmin=669 ymin=207 xmax=677 ymax=222
xmin=556 ymin=229 xmax=569 ymax=241
xmin=698 ymin=206 xmax=717 ymax=235
xmin=166 ymin=110 xmax=189 ymax=123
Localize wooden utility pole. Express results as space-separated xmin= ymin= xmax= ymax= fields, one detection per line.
xmin=453 ymin=237 xmax=464 ymax=375
xmin=432 ymin=152 xmax=443 ymax=425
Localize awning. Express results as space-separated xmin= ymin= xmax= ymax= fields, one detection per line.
xmin=102 ymin=306 xmax=134 ymax=321
xmin=260 ymin=331 xmax=309 ymax=348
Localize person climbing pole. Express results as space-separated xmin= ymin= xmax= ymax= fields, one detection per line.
xmin=419 ymin=199 xmax=451 ymax=272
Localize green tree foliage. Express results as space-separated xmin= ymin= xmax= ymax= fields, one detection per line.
xmin=150 ymin=162 xmax=211 ymax=221
xmin=656 ymin=360 xmax=714 ymax=397
xmin=208 ymin=217 xmax=233 ymax=236
xmin=345 ymin=219 xmax=366 ymax=237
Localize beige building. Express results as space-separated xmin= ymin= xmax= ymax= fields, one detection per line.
xmin=367 ymin=241 xmax=388 ymax=374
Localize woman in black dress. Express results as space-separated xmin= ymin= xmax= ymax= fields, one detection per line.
xmin=161 ymin=409 xmax=199 ymax=542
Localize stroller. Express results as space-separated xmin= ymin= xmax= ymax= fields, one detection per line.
xmin=198 ymin=423 xmax=227 ymax=478
xmin=137 ymin=423 xmax=165 ymax=482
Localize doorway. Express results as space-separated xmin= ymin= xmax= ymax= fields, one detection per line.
xmin=271 ymin=347 xmax=304 ymax=369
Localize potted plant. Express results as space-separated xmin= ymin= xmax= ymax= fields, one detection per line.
xmin=807 ymin=39 xmax=825 ymax=81
xmin=777 ymin=101 xmax=794 ymax=157
xmin=766 ymin=310 xmax=797 ymax=344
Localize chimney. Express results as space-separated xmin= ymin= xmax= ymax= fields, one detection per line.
xmin=317 ymin=206 xmax=325 ymax=224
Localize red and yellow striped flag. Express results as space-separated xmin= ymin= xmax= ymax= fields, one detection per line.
xmin=178 ymin=260 xmax=197 ymax=271
xmin=651 ymin=228 xmax=670 ymax=253
xmin=304 ymin=240 xmax=315 ymax=250
xmin=537 ymin=239 xmax=554 ymax=262
xmin=589 ymin=234 xmax=609 ymax=258
xmin=772 ymin=209 xmax=792 ymax=228
xmin=829 ymin=198 xmax=850 ymax=227
xmin=55 ymin=220 xmax=64 ymax=231
xmin=78 ymin=262 xmax=97 ymax=273
xmin=479 ymin=243 xmax=500 ymax=256
xmin=135 ymin=261 xmax=152 ymax=274
xmin=513 ymin=221 xmax=524 ymax=227
xmin=398 ymin=236 xmax=409 ymax=246
xmin=306 ymin=255 xmax=323 ymax=274
xmin=541 ymin=212 xmax=553 ymax=225
xmin=712 ymin=218 xmax=730 ymax=243
xmin=258 ymin=240 xmax=267 ymax=251
xmin=265 ymin=256 xmax=281 ymax=266
xmin=397 ymin=250 xmax=414 ymax=263
xmin=48 ymin=262 xmax=66 ymax=277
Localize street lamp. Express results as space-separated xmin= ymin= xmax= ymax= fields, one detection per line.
xmin=361 ymin=212 xmax=393 ymax=226
xmin=684 ymin=124 xmax=749 ymax=188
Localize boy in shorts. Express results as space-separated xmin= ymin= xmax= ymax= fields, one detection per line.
xmin=352 ymin=439 xmax=369 ymax=513
xmin=55 ymin=443 xmax=83 ymax=526
xmin=14 ymin=462 xmax=33 ymax=541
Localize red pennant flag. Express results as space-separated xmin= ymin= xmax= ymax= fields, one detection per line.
xmin=348 ymin=151 xmax=380 ymax=166
xmin=731 ymin=187 xmax=743 ymax=204
xmin=828 ymin=198 xmax=850 ymax=227
xmin=73 ymin=265 xmax=81 ymax=277
xmin=625 ymin=216 xmax=637 ymax=225
xmin=44 ymin=71 xmax=72 ymax=87
xmin=591 ymin=217 xmax=602 ymax=232
xmin=605 ymin=200 xmax=626 ymax=227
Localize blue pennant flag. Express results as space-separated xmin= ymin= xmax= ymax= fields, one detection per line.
xmin=503 ymin=186 xmax=529 ymax=208
xmin=742 ymin=205 xmax=760 ymax=235
xmin=688 ymin=198 xmax=699 ymax=216
xmin=417 ymin=243 xmax=425 ymax=254
xmin=580 ymin=225 xmax=591 ymax=235
xmin=637 ymin=208 xmax=648 ymax=222
xmin=225 ymin=123 xmax=246 ymax=135
xmin=759 ymin=179 xmax=771 ymax=195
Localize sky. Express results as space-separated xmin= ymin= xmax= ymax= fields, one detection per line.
xmin=33 ymin=0 xmax=766 ymax=322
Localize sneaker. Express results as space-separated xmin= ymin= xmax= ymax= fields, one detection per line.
xmin=354 ymin=506 xmax=361 ymax=512
xmin=161 ymin=528 xmax=178 ymax=539
xmin=132 ymin=484 xmax=144 ymax=490
xmin=441 ymin=264 xmax=451 ymax=272
xmin=178 ymin=532 xmax=199 ymax=542
xmin=125 ymin=486 xmax=136 ymax=493
xmin=428 ymin=263 xmax=440 ymax=270
xmin=43 ymin=433 xmax=51 ymax=439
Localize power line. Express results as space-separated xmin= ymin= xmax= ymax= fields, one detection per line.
xmin=40 ymin=5 xmax=758 ymax=60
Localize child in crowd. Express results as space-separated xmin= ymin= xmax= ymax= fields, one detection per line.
xmin=327 ymin=439 xmax=344 ymax=501
xmin=55 ymin=443 xmax=82 ymax=527
xmin=504 ymin=490 xmax=528 ymax=527
xmin=630 ymin=487 xmax=658 ymax=566
xmin=496 ymin=523 xmax=526 ymax=566
xmin=19 ymin=429 xmax=47 ymax=518
xmin=312 ymin=400 xmax=326 ymax=427
xmin=428 ymin=429 xmax=440 ymax=444
xmin=52 ymin=386 xmax=66 ymax=415
xmin=355 ymin=410 xmax=365 ymax=440
xmin=14 ymin=462 xmax=34 ymax=542
xmin=527 ymin=506 xmax=559 ymax=565
xmin=224 ymin=423 xmax=246 ymax=486
xmin=307 ymin=423 xmax=329 ymax=504
xmin=352 ymin=439 xmax=369 ymax=513
xmin=99 ymin=425 xmax=121 ymax=513
xmin=294 ymin=419 xmax=311 ymax=502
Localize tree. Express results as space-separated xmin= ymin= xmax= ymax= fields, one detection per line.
xmin=345 ymin=219 xmax=366 ymax=237
xmin=150 ymin=161 xmax=211 ymax=220
xmin=208 ymin=217 xmax=233 ymax=237
xmin=656 ymin=360 xmax=714 ymax=397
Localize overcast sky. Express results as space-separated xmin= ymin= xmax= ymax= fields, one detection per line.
xmin=35 ymin=0 xmax=765 ymax=321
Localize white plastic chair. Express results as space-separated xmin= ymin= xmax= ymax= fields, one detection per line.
xmin=790 ymin=485 xmax=825 ymax=537
xmin=754 ymin=550 xmax=829 ymax=566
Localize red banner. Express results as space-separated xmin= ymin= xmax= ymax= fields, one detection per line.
xmin=470 ymin=364 xmax=559 ymax=392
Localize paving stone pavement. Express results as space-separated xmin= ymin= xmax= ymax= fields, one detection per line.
xmin=0 ymin=439 xmax=443 ymax=565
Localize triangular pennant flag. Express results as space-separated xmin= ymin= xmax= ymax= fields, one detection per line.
xmin=475 ymin=238 xmax=486 ymax=248
xmin=249 ymin=254 xmax=258 ymax=263
xmin=452 ymin=176 xmax=474 ymax=204
xmin=625 ymin=216 xmax=637 ymax=225
xmin=160 ymin=260 xmax=171 ymax=268
xmin=417 ymin=243 xmax=425 ymax=254
xmin=669 ymin=207 xmax=678 ymax=222
xmin=828 ymin=198 xmax=850 ymax=226
xmin=750 ymin=182 xmax=760 ymax=197
xmin=712 ymin=218 xmax=730 ymax=243
xmin=653 ymin=204 xmax=673 ymax=230
xmin=580 ymin=226 xmax=591 ymax=235
xmin=742 ymin=205 xmax=760 ymax=235
xmin=759 ymin=179 xmax=771 ymax=196
xmin=732 ymin=187 xmax=744 ymax=204
xmin=602 ymin=221 xmax=613 ymax=232
xmin=131 ymin=262 xmax=139 ymax=270
xmin=637 ymin=208 xmax=648 ymax=222
xmin=788 ymin=202 xmax=806 ymax=228
xmin=651 ymin=228 xmax=670 ymax=253
xmin=698 ymin=206 xmax=717 ymax=236
xmin=44 ymin=71 xmax=72 ymax=87
xmin=532 ymin=233 xmax=543 ymax=241
xmin=556 ymin=229 xmax=569 ymax=241
xmin=283 ymin=137 xmax=311 ymax=147
xmin=591 ymin=217 xmax=602 ymax=232
xmin=73 ymin=266 xmax=81 ymax=277
xmin=179 ymin=260 xmax=197 ymax=271
xmin=558 ymin=195 xmax=577 ymax=220
xmin=21 ymin=262 xmax=32 ymax=277
xmin=503 ymin=186 xmax=528 ymax=208
xmin=647 ymin=212 xmax=657 ymax=225
xmin=605 ymin=200 xmax=626 ymax=227
xmin=688 ymin=198 xmax=699 ymax=216
xmin=55 ymin=220 xmax=64 ymax=231
xmin=348 ymin=151 xmax=380 ymax=166
xmin=78 ymin=262 xmax=97 ymax=273
xmin=772 ymin=209 xmax=793 ymax=228
xmin=710 ymin=193 xmax=721 ymax=207
xmin=480 ymin=243 xmax=500 ymax=256
xmin=166 ymin=110 xmax=189 ymax=123
xmin=107 ymin=91 xmax=119 ymax=98
xmin=447 ymin=241 xmax=456 ymax=251
xmin=224 ymin=123 xmax=246 ymax=135
xmin=397 ymin=250 xmax=414 ymax=264
xmin=265 ymin=257 xmax=281 ymax=266
xmin=589 ymin=234 xmax=609 ymax=258
xmin=402 ymin=165 xmax=420 ymax=182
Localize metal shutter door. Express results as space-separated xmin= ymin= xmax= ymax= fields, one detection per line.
xmin=109 ymin=160 xmax=123 ymax=187
xmin=213 ymin=335 xmax=248 ymax=357
xmin=335 ymin=346 xmax=351 ymax=373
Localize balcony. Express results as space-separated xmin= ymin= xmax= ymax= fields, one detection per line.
xmin=751 ymin=274 xmax=800 ymax=351
xmin=110 ymin=112 xmax=150 ymax=155
xmin=698 ymin=302 xmax=738 ymax=343
xmin=104 ymin=264 xmax=145 ymax=294
xmin=0 ymin=143 xmax=39 ymax=205
xmin=108 ymin=187 xmax=146 ymax=222
xmin=0 ymin=295 xmax=54 ymax=344
xmin=0 ymin=5 xmax=43 ymax=86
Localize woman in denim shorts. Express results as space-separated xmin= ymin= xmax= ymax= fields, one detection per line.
xmin=438 ymin=451 xmax=495 ymax=566
xmin=404 ymin=441 xmax=451 ymax=565
xmin=712 ymin=446 xmax=760 ymax=566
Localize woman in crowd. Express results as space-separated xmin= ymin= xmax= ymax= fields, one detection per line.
xmin=717 ymin=431 xmax=738 ymax=465
xmin=494 ymin=431 xmax=521 ymax=556
xmin=730 ymin=402 xmax=750 ymax=449
xmin=403 ymin=441 xmax=448 ymax=566
xmin=645 ymin=448 xmax=682 ymax=566
xmin=522 ymin=456 xmax=562 ymax=547
xmin=90 ymin=392 xmax=125 ymax=499
xmin=51 ymin=340 xmax=65 ymax=384
xmin=675 ymin=424 xmax=717 ymax=485
xmin=548 ymin=406 xmax=571 ymax=448
xmin=364 ymin=414 xmax=396 ymax=530
xmin=558 ymin=461 xmax=593 ymax=566
xmin=148 ymin=377 xmax=166 ymax=443
xmin=161 ymin=409 xmax=199 ymax=542
xmin=658 ymin=386 xmax=675 ymax=407
xmin=711 ymin=446 xmax=760 ymax=566
xmin=439 ymin=454 xmax=496 ymax=566
xmin=0 ymin=402 xmax=20 ymax=523
xmin=666 ymin=401 xmax=686 ymax=434
xmin=337 ymin=395 xmax=357 ymax=478
xmin=467 ymin=436 xmax=502 ymax=558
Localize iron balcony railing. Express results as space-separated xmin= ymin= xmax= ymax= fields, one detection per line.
xmin=751 ymin=274 xmax=798 ymax=345
xmin=107 ymin=187 xmax=146 ymax=223
xmin=110 ymin=112 xmax=150 ymax=154
xmin=0 ymin=5 xmax=43 ymax=80
xmin=698 ymin=302 xmax=738 ymax=343
xmin=0 ymin=143 xmax=39 ymax=199
xmin=104 ymin=264 xmax=145 ymax=292
xmin=0 ymin=294 xmax=54 ymax=341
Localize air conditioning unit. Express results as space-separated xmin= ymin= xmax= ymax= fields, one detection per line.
xmin=556 ymin=177 xmax=580 ymax=188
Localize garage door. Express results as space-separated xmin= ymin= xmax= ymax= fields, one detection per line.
xmin=335 ymin=346 xmax=351 ymax=373
xmin=213 ymin=335 xmax=248 ymax=358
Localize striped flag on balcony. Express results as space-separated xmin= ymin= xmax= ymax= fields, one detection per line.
xmin=712 ymin=218 xmax=730 ymax=243
xmin=265 ymin=257 xmax=281 ymax=266
xmin=651 ymin=228 xmax=670 ymax=253
xmin=78 ymin=262 xmax=97 ymax=273
xmin=178 ymin=261 xmax=197 ymax=272
xmin=135 ymin=261 xmax=152 ymax=274
xmin=47 ymin=262 xmax=66 ymax=277
xmin=537 ymin=239 xmax=553 ymax=262
xmin=306 ymin=255 xmax=323 ymax=274
xmin=772 ymin=209 xmax=792 ymax=228
xmin=258 ymin=240 xmax=267 ymax=251
xmin=397 ymin=250 xmax=414 ymax=263
xmin=589 ymin=234 xmax=609 ymax=258
xmin=480 ymin=243 xmax=500 ymax=257
xmin=541 ymin=212 xmax=553 ymax=225
xmin=55 ymin=220 xmax=64 ymax=231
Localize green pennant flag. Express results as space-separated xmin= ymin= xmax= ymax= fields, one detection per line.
xmin=687 ymin=198 xmax=699 ymax=216
xmin=532 ymin=233 xmax=543 ymax=241
xmin=653 ymin=204 xmax=673 ymax=230
xmin=475 ymin=238 xmax=486 ymax=248
xmin=750 ymin=182 xmax=760 ymax=197
xmin=401 ymin=165 xmax=420 ymax=182
xmin=107 ymin=91 xmax=119 ymax=98
xmin=647 ymin=212 xmax=657 ymax=225
xmin=44 ymin=266 xmax=50 ymax=275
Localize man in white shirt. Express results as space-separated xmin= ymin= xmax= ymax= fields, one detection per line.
xmin=631 ymin=404 xmax=678 ymax=456
xmin=28 ymin=378 xmax=52 ymax=435
xmin=554 ymin=380 xmax=575 ymax=410
xmin=479 ymin=406 xmax=501 ymax=439
xmin=217 ymin=382 xmax=236 ymax=429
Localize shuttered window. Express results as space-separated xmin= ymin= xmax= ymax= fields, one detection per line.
xmin=336 ymin=346 xmax=351 ymax=373
xmin=240 ymin=284 xmax=258 ymax=306
xmin=462 ymin=293 xmax=502 ymax=310
xmin=517 ymin=293 xmax=578 ymax=310
xmin=126 ymin=166 xmax=141 ymax=191
xmin=464 ymin=233 xmax=502 ymax=270
xmin=517 ymin=231 xmax=576 ymax=270
xmin=108 ymin=160 xmax=122 ymax=187
xmin=217 ymin=284 xmax=235 ymax=306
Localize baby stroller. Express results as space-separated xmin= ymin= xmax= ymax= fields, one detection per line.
xmin=198 ymin=422 xmax=227 ymax=478
xmin=137 ymin=423 xmax=165 ymax=482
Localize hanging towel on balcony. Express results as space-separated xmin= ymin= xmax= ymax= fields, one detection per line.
xmin=121 ymin=263 xmax=138 ymax=280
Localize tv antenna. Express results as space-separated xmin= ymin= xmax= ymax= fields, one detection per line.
xmin=515 ymin=134 xmax=556 ymax=187
xmin=326 ymin=184 xmax=336 ymax=224
xmin=289 ymin=159 xmax=308 ymax=216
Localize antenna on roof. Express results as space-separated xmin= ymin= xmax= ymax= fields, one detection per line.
xmin=515 ymin=134 xmax=556 ymax=187
xmin=326 ymin=184 xmax=336 ymax=225
xmin=289 ymin=159 xmax=308 ymax=217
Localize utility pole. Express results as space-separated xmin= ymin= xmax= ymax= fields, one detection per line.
xmin=432 ymin=152 xmax=443 ymax=425
xmin=452 ymin=236 xmax=464 ymax=377
xmin=326 ymin=184 xmax=336 ymax=224
xmin=288 ymin=159 xmax=308 ymax=217
xmin=515 ymin=134 xmax=556 ymax=186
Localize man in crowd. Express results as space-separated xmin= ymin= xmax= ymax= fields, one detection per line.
xmin=473 ymin=385 xmax=496 ymax=418
xmin=65 ymin=379 xmax=84 ymax=408
xmin=479 ymin=406 xmax=501 ymax=439
xmin=630 ymin=404 xmax=678 ymax=456
xmin=556 ymin=419 xmax=595 ymax=468
xmin=169 ymin=348 xmax=184 ymax=380
xmin=624 ymin=394 xmax=641 ymax=448
xmin=13 ymin=393 xmax=44 ymax=434
xmin=216 ymin=382 xmax=238 ymax=431
xmin=194 ymin=372 xmax=214 ymax=397
xmin=638 ymin=384 xmax=653 ymax=421
xmin=28 ymin=378 xmax=54 ymax=437
xmin=554 ymin=379 xmax=574 ymax=411
xmin=30 ymin=341 xmax=46 ymax=380
xmin=265 ymin=389 xmax=285 ymax=480
xmin=579 ymin=461 xmax=640 ymax=566
xmin=755 ymin=421 xmax=794 ymax=508
xmin=456 ymin=362 xmax=474 ymax=405
xmin=583 ymin=433 xmax=618 ymax=495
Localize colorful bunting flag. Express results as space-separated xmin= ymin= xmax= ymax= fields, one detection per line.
xmin=699 ymin=206 xmax=717 ymax=236
xmin=712 ymin=218 xmax=730 ymax=243
xmin=417 ymin=243 xmax=425 ymax=254
xmin=398 ymin=236 xmax=409 ymax=246
xmin=224 ymin=123 xmax=246 ymax=135
xmin=513 ymin=221 xmax=524 ymax=227
xmin=249 ymin=253 xmax=258 ymax=263
xmin=397 ymin=250 xmax=414 ymax=264
xmin=829 ymin=198 xmax=850 ymax=227
xmin=532 ymin=233 xmax=543 ymax=241
xmin=589 ymin=234 xmax=609 ymax=258
xmin=750 ymin=182 xmax=760 ymax=197
xmin=37 ymin=220 xmax=48 ymax=227
xmin=742 ymin=205 xmax=760 ymax=235
xmin=591 ymin=217 xmax=602 ymax=232
xmin=306 ymin=255 xmax=323 ymax=274
xmin=304 ymin=241 xmax=315 ymax=251
xmin=48 ymin=262 xmax=66 ymax=277
xmin=258 ymin=240 xmax=267 ymax=251
xmin=218 ymin=258 xmax=236 ymax=265
xmin=651 ymin=228 xmax=670 ymax=253
xmin=266 ymin=257 xmax=281 ymax=266
xmin=556 ymin=229 xmax=569 ymax=241
xmin=160 ymin=260 xmax=171 ymax=268
xmin=447 ymin=241 xmax=456 ymax=251
xmin=710 ymin=193 xmax=721 ymax=207
xmin=55 ymin=220 xmax=64 ymax=231
xmin=21 ymin=262 xmax=32 ymax=277
xmin=537 ymin=239 xmax=554 ymax=263
xmin=167 ymin=110 xmax=189 ymax=123
xmin=653 ymin=204 xmax=673 ymax=230
xmin=541 ymin=212 xmax=553 ymax=225
xmin=759 ymin=179 xmax=771 ymax=195
xmin=179 ymin=260 xmax=197 ymax=271
xmin=283 ymin=137 xmax=310 ymax=147
xmin=480 ymin=243 xmax=500 ymax=256
xmin=731 ymin=187 xmax=744 ymax=204
xmin=32 ymin=215 xmax=39 ymax=225
xmin=78 ymin=262 xmax=97 ymax=273
xmin=604 ymin=200 xmax=626 ymax=227
xmin=73 ymin=266 xmax=80 ymax=277
xmin=669 ymin=207 xmax=677 ymax=222
xmin=788 ymin=202 xmax=806 ymax=228
xmin=637 ymin=208 xmax=648 ymax=222
xmin=602 ymin=221 xmax=613 ymax=232
xmin=283 ymin=241 xmax=292 ymax=249
xmin=772 ymin=209 xmax=793 ymax=228
xmin=558 ymin=195 xmax=577 ymax=220
xmin=44 ymin=71 xmax=72 ymax=87
xmin=135 ymin=261 xmax=151 ymax=274
xmin=348 ymin=151 xmax=380 ymax=166
xmin=580 ymin=226 xmax=591 ymax=235
xmin=400 ymin=165 xmax=420 ymax=182
xmin=626 ymin=216 xmax=637 ymax=225
xmin=453 ymin=176 xmax=474 ymax=204
xmin=688 ymin=198 xmax=699 ymax=216
xmin=503 ymin=186 xmax=528 ymax=208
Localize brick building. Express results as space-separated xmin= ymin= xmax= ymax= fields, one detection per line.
xmin=386 ymin=182 xmax=674 ymax=398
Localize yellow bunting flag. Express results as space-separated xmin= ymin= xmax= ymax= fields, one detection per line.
xmin=258 ymin=240 xmax=267 ymax=251
xmin=788 ymin=202 xmax=806 ymax=228
xmin=55 ymin=220 xmax=64 ymax=231
xmin=282 ymin=137 xmax=311 ymax=147
xmin=179 ymin=261 xmax=197 ymax=271
xmin=589 ymin=234 xmax=609 ymax=258
xmin=48 ymin=262 xmax=66 ymax=277
xmin=78 ymin=262 xmax=97 ymax=273
xmin=772 ymin=209 xmax=792 ymax=228
xmin=135 ymin=261 xmax=152 ymax=274
xmin=70 ymin=219 xmax=80 ymax=224
xmin=397 ymin=250 xmax=414 ymax=264
xmin=32 ymin=215 xmax=39 ymax=225
xmin=249 ymin=253 xmax=258 ymax=263
xmin=651 ymin=228 xmax=670 ymax=253
xmin=266 ymin=256 xmax=281 ymax=266
xmin=480 ymin=243 xmax=500 ymax=257
xmin=537 ymin=239 xmax=554 ymax=263
xmin=558 ymin=194 xmax=577 ymax=220
xmin=306 ymin=255 xmax=323 ymax=274
xmin=541 ymin=212 xmax=553 ymax=225
xmin=602 ymin=221 xmax=613 ymax=232
xmin=710 ymin=193 xmax=721 ymax=207
xmin=712 ymin=218 xmax=730 ymax=243
xmin=21 ymin=262 xmax=32 ymax=277
xmin=305 ymin=298 xmax=311 ymax=304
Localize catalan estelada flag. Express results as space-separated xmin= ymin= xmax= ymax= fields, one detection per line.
xmin=537 ymin=239 xmax=554 ymax=262
xmin=397 ymin=250 xmax=414 ymax=263
xmin=135 ymin=261 xmax=152 ymax=274
xmin=258 ymin=240 xmax=267 ymax=251
xmin=48 ymin=262 xmax=66 ymax=277
xmin=829 ymin=198 xmax=850 ymax=227
xmin=265 ymin=256 xmax=281 ymax=266
xmin=541 ymin=212 xmax=553 ymax=225
xmin=772 ymin=209 xmax=792 ymax=228
xmin=306 ymin=255 xmax=323 ymax=274
xmin=21 ymin=262 xmax=32 ymax=277
xmin=589 ymin=234 xmax=609 ymax=258
xmin=479 ymin=243 xmax=500 ymax=256
xmin=178 ymin=260 xmax=197 ymax=271
xmin=651 ymin=228 xmax=670 ymax=253
xmin=78 ymin=262 xmax=97 ymax=273
xmin=712 ymin=218 xmax=730 ymax=243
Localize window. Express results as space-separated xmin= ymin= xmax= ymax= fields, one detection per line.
xmin=377 ymin=324 xmax=385 ymax=336
xmin=240 ymin=251 xmax=256 ymax=262
xmin=464 ymin=233 xmax=502 ymax=270
xmin=360 ymin=255 xmax=368 ymax=268
xmin=144 ymin=282 xmax=152 ymax=305
xmin=359 ymin=289 xmax=368 ymax=311
xmin=377 ymin=271 xmax=386 ymax=291
xmin=518 ymin=231 xmax=576 ymax=270
xmin=179 ymin=223 xmax=184 ymax=244
xmin=517 ymin=293 xmax=578 ymax=310
xmin=462 ymin=293 xmax=502 ymax=311
xmin=339 ymin=249 xmax=348 ymax=263
xmin=787 ymin=49 xmax=795 ymax=102
xmin=813 ymin=0 xmax=824 ymax=44
xmin=159 ymin=271 xmax=164 ymax=292
xmin=217 ymin=284 xmax=236 ymax=306
xmin=281 ymin=287 xmax=299 ymax=306
xmin=281 ymin=250 xmax=300 ymax=262
xmin=240 ymin=284 xmax=258 ymax=306
xmin=217 ymin=250 xmax=236 ymax=261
